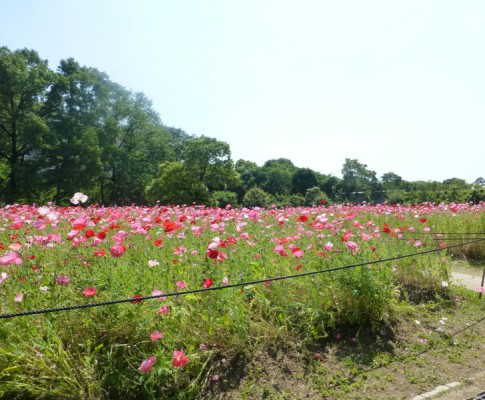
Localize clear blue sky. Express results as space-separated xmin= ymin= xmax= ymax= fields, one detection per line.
xmin=1 ymin=0 xmax=484 ymax=182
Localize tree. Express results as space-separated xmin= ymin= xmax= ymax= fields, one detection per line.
xmin=473 ymin=177 xmax=485 ymax=187
xmin=183 ymin=136 xmax=238 ymax=191
xmin=242 ymin=186 xmax=271 ymax=208
xmin=317 ymin=174 xmax=343 ymax=201
xmin=0 ymin=47 xmax=54 ymax=202
xmin=292 ymin=168 xmax=318 ymax=195
xmin=42 ymin=58 xmax=113 ymax=203
xmin=146 ymin=162 xmax=210 ymax=205
xmin=262 ymin=166 xmax=292 ymax=195
xmin=146 ymin=137 xmax=238 ymax=205
xmin=442 ymin=178 xmax=467 ymax=189
xmin=381 ymin=172 xmax=403 ymax=190
xmin=341 ymin=159 xmax=378 ymax=202
xmin=305 ymin=186 xmax=328 ymax=206
xmin=98 ymin=90 xmax=170 ymax=204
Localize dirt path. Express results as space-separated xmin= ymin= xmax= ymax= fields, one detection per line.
xmin=451 ymin=270 xmax=485 ymax=291
xmin=413 ymin=265 xmax=485 ymax=400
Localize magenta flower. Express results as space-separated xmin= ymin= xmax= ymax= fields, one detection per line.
xmin=150 ymin=331 xmax=164 ymax=341
xmin=110 ymin=244 xmax=126 ymax=257
xmin=346 ymin=241 xmax=358 ymax=251
xmin=171 ymin=349 xmax=189 ymax=367
xmin=0 ymin=252 xmax=22 ymax=266
xmin=139 ymin=356 xmax=156 ymax=373
xmin=56 ymin=274 xmax=70 ymax=286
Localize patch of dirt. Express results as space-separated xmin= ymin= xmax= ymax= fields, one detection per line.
xmin=202 ymin=289 xmax=485 ymax=399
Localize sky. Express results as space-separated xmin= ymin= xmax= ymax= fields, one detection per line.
xmin=1 ymin=0 xmax=484 ymax=183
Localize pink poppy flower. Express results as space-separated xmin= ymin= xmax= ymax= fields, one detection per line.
xmin=158 ymin=305 xmax=170 ymax=315
xmin=151 ymin=289 xmax=166 ymax=301
xmin=171 ymin=349 xmax=189 ymax=367
xmin=346 ymin=241 xmax=358 ymax=251
xmin=72 ymin=218 xmax=87 ymax=230
xmin=150 ymin=331 xmax=164 ymax=341
xmin=324 ymin=242 xmax=333 ymax=251
xmin=56 ymin=274 xmax=70 ymax=286
xmin=176 ymin=281 xmax=188 ymax=289
xmin=292 ymin=248 xmax=304 ymax=258
xmin=14 ymin=292 xmax=24 ymax=302
xmin=82 ymin=287 xmax=97 ymax=297
xmin=139 ymin=356 xmax=156 ymax=373
xmin=110 ymin=244 xmax=126 ymax=257
xmin=0 ymin=252 xmax=22 ymax=265
xmin=9 ymin=242 xmax=22 ymax=251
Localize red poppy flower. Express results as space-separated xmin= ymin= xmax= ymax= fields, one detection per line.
xmin=163 ymin=220 xmax=179 ymax=233
xmin=206 ymin=249 xmax=219 ymax=259
xmin=203 ymin=278 xmax=213 ymax=289
xmin=131 ymin=294 xmax=143 ymax=303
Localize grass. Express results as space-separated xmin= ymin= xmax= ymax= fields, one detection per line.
xmin=0 ymin=202 xmax=484 ymax=398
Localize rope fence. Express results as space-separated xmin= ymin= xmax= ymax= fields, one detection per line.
xmin=2 ymin=237 xmax=484 ymax=320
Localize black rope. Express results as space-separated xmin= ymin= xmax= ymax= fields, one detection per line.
xmin=1 ymin=238 xmax=484 ymax=320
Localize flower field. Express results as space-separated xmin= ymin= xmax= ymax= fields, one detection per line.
xmin=0 ymin=200 xmax=484 ymax=399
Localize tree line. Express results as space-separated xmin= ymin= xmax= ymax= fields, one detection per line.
xmin=1 ymin=47 xmax=484 ymax=207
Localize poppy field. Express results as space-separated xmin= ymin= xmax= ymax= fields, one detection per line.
xmin=0 ymin=199 xmax=484 ymax=399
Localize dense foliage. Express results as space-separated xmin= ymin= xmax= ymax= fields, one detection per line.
xmin=1 ymin=46 xmax=484 ymax=207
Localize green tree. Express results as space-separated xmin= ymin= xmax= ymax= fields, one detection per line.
xmin=183 ymin=136 xmax=238 ymax=191
xmin=0 ymin=47 xmax=54 ymax=202
xmin=242 ymin=186 xmax=271 ymax=208
xmin=146 ymin=137 xmax=237 ymax=205
xmin=305 ymin=186 xmax=328 ymax=206
xmin=381 ymin=172 xmax=403 ymax=190
xmin=42 ymin=58 xmax=110 ymax=203
xmin=341 ymin=159 xmax=378 ymax=202
xmin=292 ymin=168 xmax=318 ymax=195
xmin=146 ymin=161 xmax=210 ymax=205
xmin=262 ymin=166 xmax=292 ymax=195
xmin=98 ymin=90 xmax=171 ymax=204
xmin=317 ymin=174 xmax=343 ymax=201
